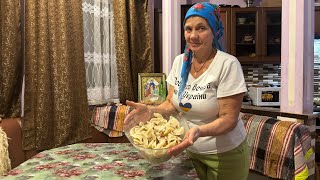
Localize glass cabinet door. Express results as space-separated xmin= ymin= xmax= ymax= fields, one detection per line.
xmin=231 ymin=8 xmax=262 ymax=62
xmin=263 ymin=8 xmax=281 ymax=60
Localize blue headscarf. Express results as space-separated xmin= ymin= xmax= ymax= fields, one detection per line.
xmin=178 ymin=2 xmax=225 ymax=102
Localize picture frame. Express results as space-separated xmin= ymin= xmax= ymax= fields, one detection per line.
xmin=138 ymin=73 xmax=167 ymax=105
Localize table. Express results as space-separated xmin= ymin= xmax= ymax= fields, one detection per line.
xmin=2 ymin=143 xmax=198 ymax=180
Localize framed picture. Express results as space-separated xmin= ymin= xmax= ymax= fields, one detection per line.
xmin=138 ymin=73 xmax=167 ymax=105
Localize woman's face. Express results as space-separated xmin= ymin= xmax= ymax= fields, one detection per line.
xmin=184 ymin=16 xmax=214 ymax=53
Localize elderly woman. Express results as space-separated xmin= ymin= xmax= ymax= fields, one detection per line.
xmin=125 ymin=2 xmax=249 ymax=180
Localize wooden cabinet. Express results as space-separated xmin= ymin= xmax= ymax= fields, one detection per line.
xmin=154 ymin=6 xmax=320 ymax=66
xmin=231 ymin=8 xmax=262 ymax=63
xmin=180 ymin=5 xmax=231 ymax=53
xmin=231 ymin=7 xmax=281 ymax=64
xmin=180 ymin=6 xmax=281 ymax=63
xmin=219 ymin=7 xmax=231 ymax=53
xmin=180 ymin=5 xmax=190 ymax=53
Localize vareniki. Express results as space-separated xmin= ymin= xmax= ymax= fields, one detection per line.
xmin=129 ymin=113 xmax=184 ymax=149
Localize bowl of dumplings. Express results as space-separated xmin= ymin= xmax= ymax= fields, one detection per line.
xmin=124 ymin=112 xmax=190 ymax=164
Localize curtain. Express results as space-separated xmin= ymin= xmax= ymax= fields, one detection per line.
xmin=82 ymin=0 xmax=119 ymax=105
xmin=23 ymin=0 xmax=90 ymax=150
xmin=113 ymin=0 xmax=153 ymax=103
xmin=0 ymin=0 xmax=22 ymax=119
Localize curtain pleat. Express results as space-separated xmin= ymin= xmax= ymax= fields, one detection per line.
xmin=0 ymin=0 xmax=22 ymax=119
xmin=113 ymin=0 xmax=153 ymax=103
xmin=23 ymin=0 xmax=90 ymax=150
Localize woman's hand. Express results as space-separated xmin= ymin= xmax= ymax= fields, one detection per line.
xmin=168 ymin=126 xmax=201 ymax=157
xmin=124 ymin=100 xmax=152 ymax=129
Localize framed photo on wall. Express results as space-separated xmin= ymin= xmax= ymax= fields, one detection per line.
xmin=138 ymin=73 xmax=167 ymax=105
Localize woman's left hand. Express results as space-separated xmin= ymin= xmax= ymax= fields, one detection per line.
xmin=168 ymin=126 xmax=200 ymax=157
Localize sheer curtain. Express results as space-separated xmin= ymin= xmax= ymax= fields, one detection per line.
xmin=82 ymin=0 xmax=118 ymax=105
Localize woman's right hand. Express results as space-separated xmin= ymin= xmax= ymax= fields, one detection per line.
xmin=124 ymin=100 xmax=152 ymax=129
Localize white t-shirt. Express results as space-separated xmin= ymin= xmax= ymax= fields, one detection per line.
xmin=166 ymin=50 xmax=248 ymax=154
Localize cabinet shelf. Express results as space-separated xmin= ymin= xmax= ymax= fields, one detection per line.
xmin=236 ymin=43 xmax=256 ymax=45
xmin=237 ymin=24 xmax=256 ymax=26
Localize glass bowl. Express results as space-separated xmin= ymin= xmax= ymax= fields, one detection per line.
xmin=140 ymin=94 xmax=165 ymax=105
xmin=124 ymin=112 xmax=189 ymax=164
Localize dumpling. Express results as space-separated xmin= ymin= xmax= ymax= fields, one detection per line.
xmin=129 ymin=113 xmax=184 ymax=149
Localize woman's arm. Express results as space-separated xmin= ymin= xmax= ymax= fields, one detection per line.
xmin=124 ymin=85 xmax=177 ymax=124
xmin=168 ymin=92 xmax=244 ymax=156
xmin=198 ymin=92 xmax=244 ymax=137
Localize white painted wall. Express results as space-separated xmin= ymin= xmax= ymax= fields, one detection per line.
xmin=162 ymin=1 xmax=182 ymax=75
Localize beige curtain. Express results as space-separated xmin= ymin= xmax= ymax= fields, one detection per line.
xmin=23 ymin=0 xmax=90 ymax=150
xmin=113 ymin=0 xmax=153 ymax=103
xmin=0 ymin=0 xmax=22 ymax=119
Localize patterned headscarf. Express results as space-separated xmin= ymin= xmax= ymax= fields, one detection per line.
xmin=178 ymin=2 xmax=225 ymax=102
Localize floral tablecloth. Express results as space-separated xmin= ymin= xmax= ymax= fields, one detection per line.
xmin=2 ymin=143 xmax=198 ymax=180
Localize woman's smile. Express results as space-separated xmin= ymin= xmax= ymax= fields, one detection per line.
xmin=189 ymin=43 xmax=201 ymax=47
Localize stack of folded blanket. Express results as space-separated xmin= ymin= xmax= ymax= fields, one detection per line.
xmin=91 ymin=105 xmax=131 ymax=137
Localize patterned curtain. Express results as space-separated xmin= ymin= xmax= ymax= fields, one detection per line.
xmin=0 ymin=0 xmax=22 ymax=119
xmin=113 ymin=0 xmax=153 ymax=103
xmin=23 ymin=0 xmax=91 ymax=150
xmin=82 ymin=0 xmax=119 ymax=105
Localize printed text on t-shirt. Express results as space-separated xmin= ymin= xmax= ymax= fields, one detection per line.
xmin=174 ymin=77 xmax=211 ymax=100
